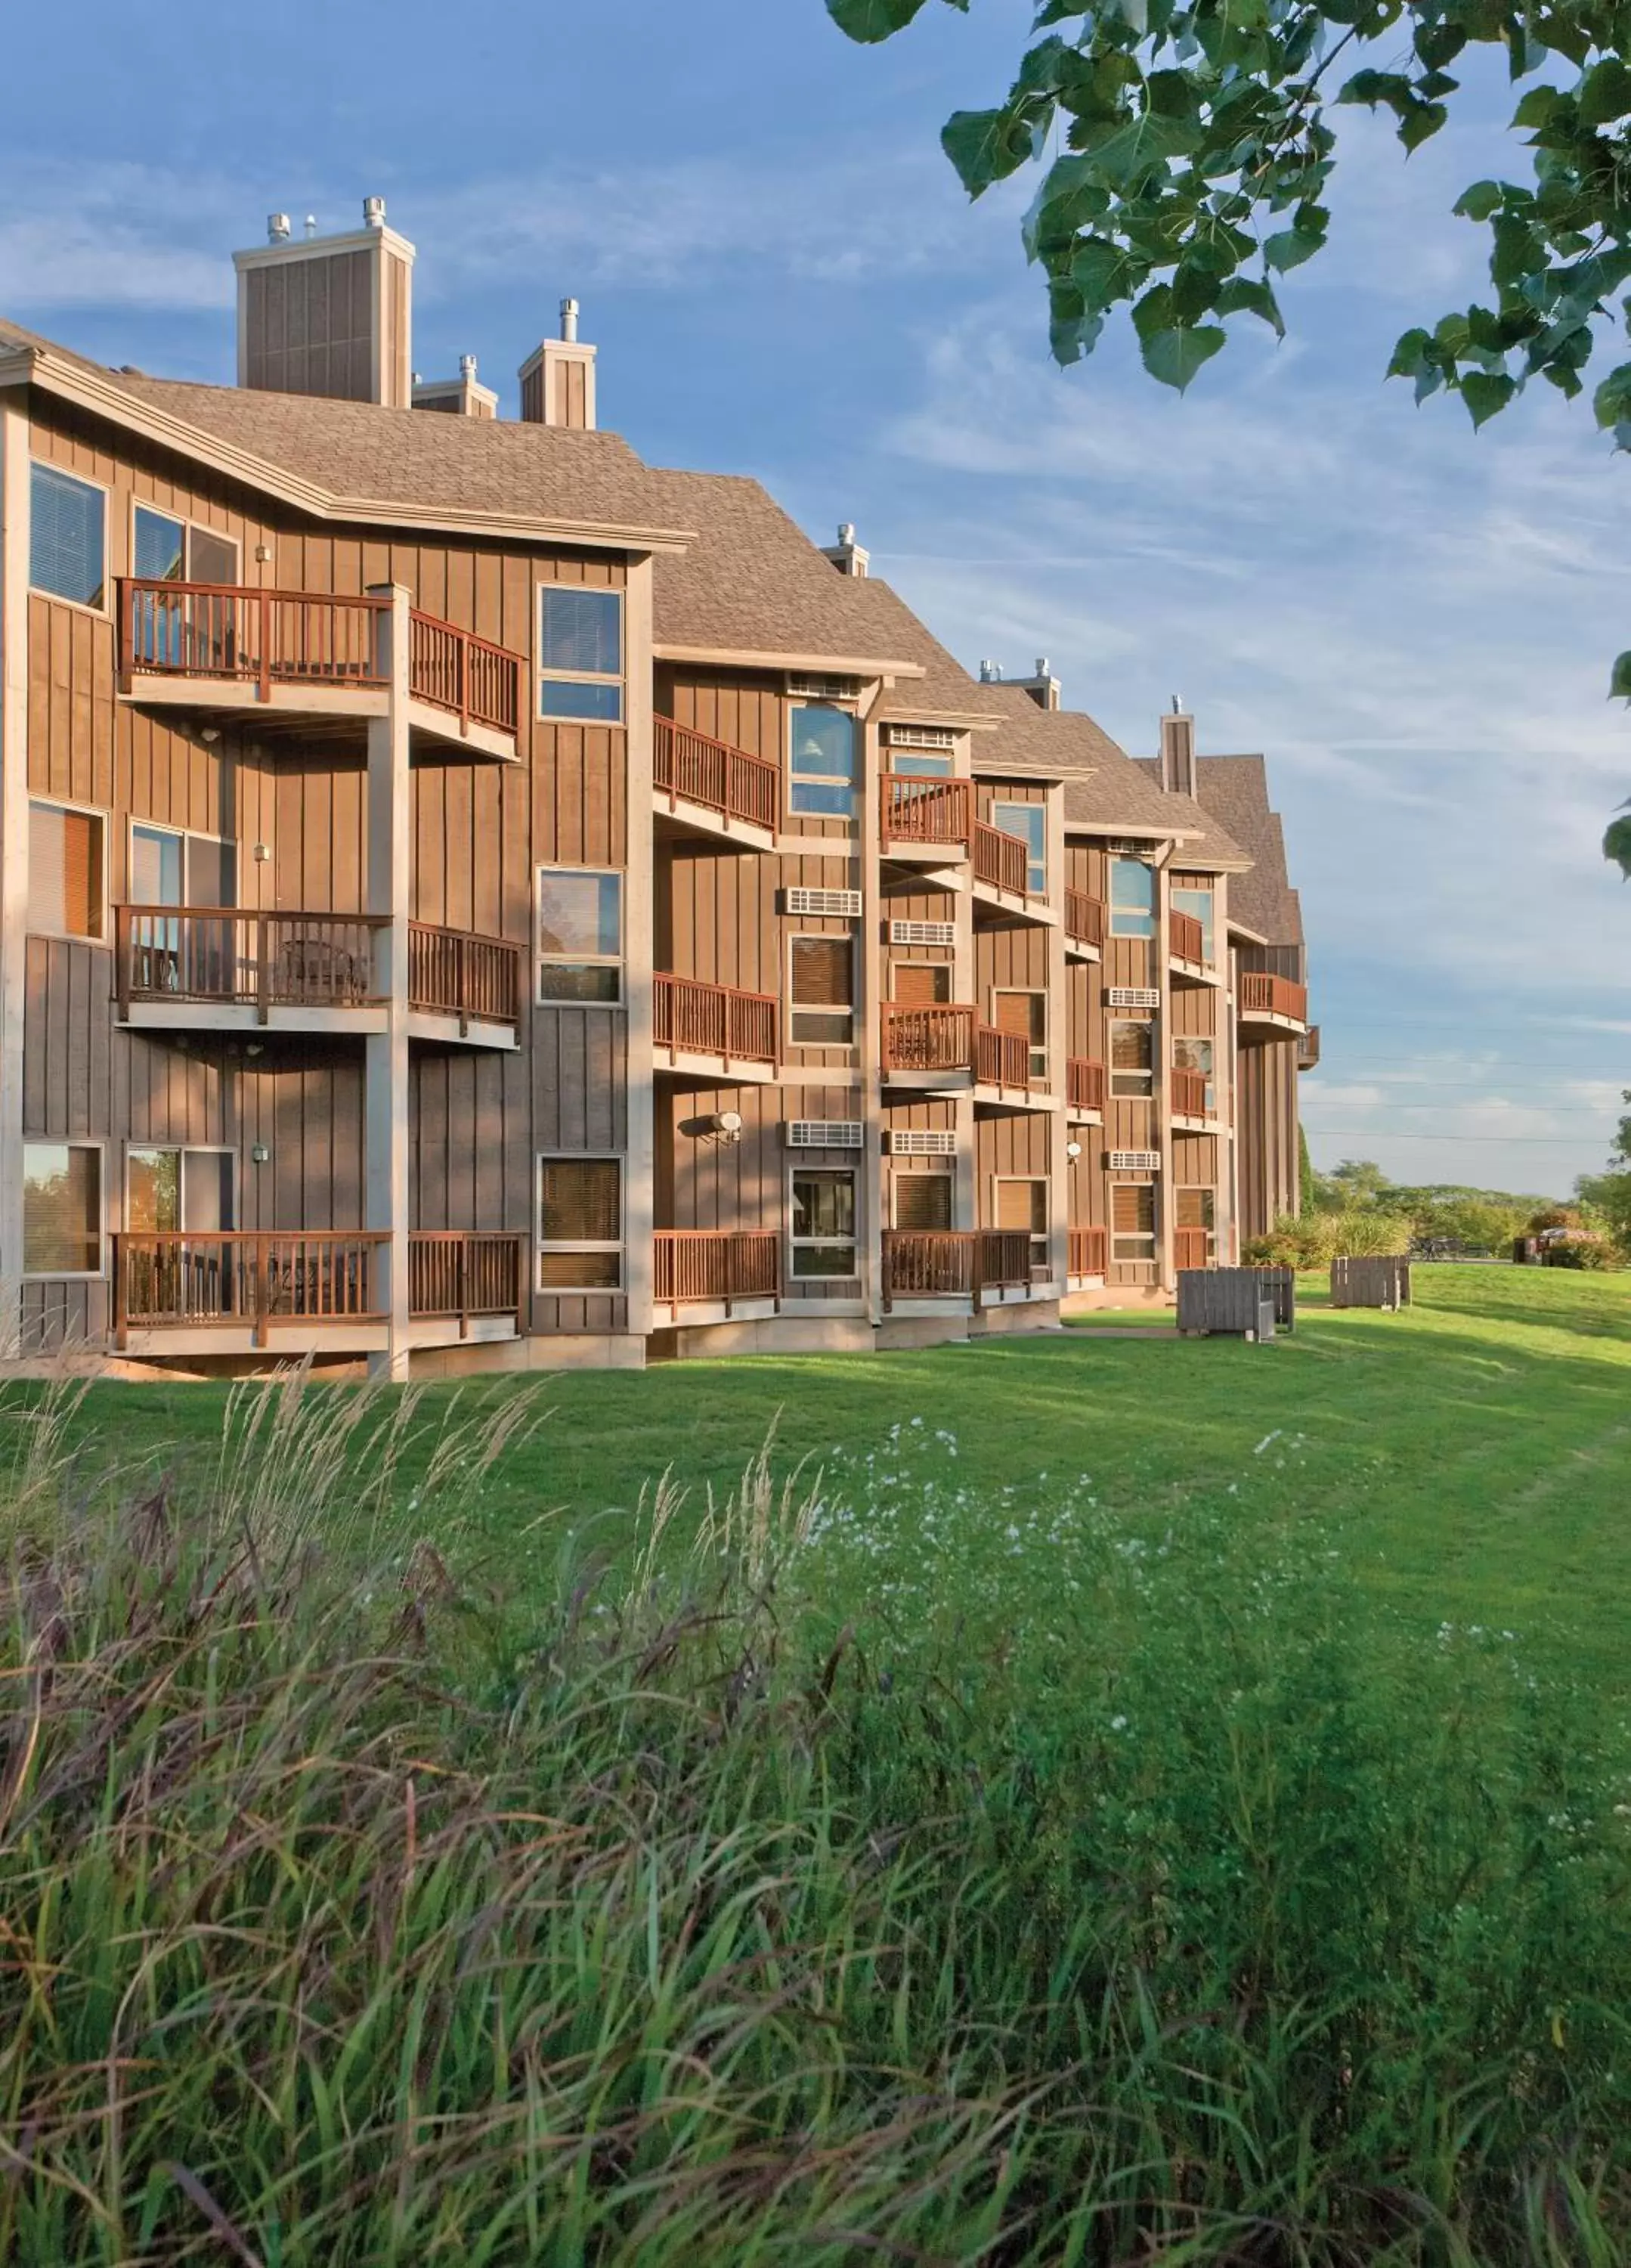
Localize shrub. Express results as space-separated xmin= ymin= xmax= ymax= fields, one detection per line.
xmin=1244 ymin=1208 xmax=1411 ymax=1267
xmin=3 ymin=1378 xmax=1630 ymax=2263
xmin=1543 ymin=1232 xmax=1617 ymax=1270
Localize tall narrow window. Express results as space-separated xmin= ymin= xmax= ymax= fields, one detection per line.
xmin=1112 ymin=1183 xmax=1156 ymax=1263
xmin=29 ymin=465 xmax=105 ymax=609
xmin=1176 ymin=1186 xmax=1216 ymax=1261
xmin=992 ymin=803 xmax=1046 ymax=895
xmin=1171 ymin=885 xmax=1215 ymax=963
xmin=893 ymin=1170 xmax=952 ymax=1231
xmin=788 ymin=706 xmax=857 ymax=818
xmin=538 ymin=1157 xmax=623 ymax=1288
xmin=28 ymin=802 xmax=104 ymax=940
xmin=539 ymin=587 xmax=624 ymax=720
xmin=993 ymin=990 xmax=1047 ymax=1083
xmin=23 ymin=1143 xmax=101 ymax=1275
xmin=1173 ymin=1033 xmax=1215 ymax=1113
xmin=1110 ymin=856 xmax=1156 ymax=938
xmin=791 ymin=1168 xmax=856 ymax=1278
xmin=128 ymin=1148 xmax=234 ymax=1233
xmin=537 ymin=868 xmax=623 ymax=1002
xmin=1110 ymin=1018 xmax=1153 ymax=1098
xmin=995 ymin=1177 xmax=1049 ymax=1275
xmin=790 ymin=935 xmax=854 ymax=1044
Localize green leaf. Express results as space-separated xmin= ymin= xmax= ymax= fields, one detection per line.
xmin=1082 ymin=108 xmax=1204 ymax=190
xmin=1460 ymin=370 xmax=1518 ymax=426
xmin=1388 ymin=327 xmax=1434 ymax=380
xmin=1398 ymin=95 xmax=1450 ymax=151
xmin=1215 ymin=275 xmax=1286 ymax=336
xmin=1069 ymin=235 xmax=1150 ymax=312
xmin=1131 ymin=281 xmax=1177 ymax=343
xmin=1578 ymin=55 xmax=1631 ymax=126
xmin=942 ymin=107 xmax=1036 ymax=197
xmin=1605 ymin=810 xmax=1631 ymax=875
xmin=1592 ymin=361 xmax=1631 ymax=429
xmin=1453 ymin=179 xmax=1506 ymax=221
xmin=1611 ymin=653 xmax=1631 ymax=699
xmin=1337 ymin=68 xmax=1416 ymax=112
xmin=1512 ymin=83 xmax=1567 ymax=128
xmin=1140 ymin=321 xmax=1227 ymax=390
xmin=1264 ymin=205 xmax=1328 ymax=271
xmin=825 ymin=0 xmax=936 ymax=42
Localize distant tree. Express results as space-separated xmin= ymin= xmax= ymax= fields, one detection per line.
xmin=1575 ymin=1087 xmax=1631 ymax=1249
xmin=826 ymin=0 xmax=1631 ymax=872
xmin=1298 ymin=1125 xmax=1317 ymax=1216
xmin=1325 ymin=1159 xmax=1394 ymax=1209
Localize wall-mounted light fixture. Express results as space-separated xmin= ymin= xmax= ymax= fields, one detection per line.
xmin=251 ymin=1142 xmax=271 ymax=1165
xmin=1065 ymin=1140 xmax=1082 ymax=1160
xmin=252 ymin=844 xmax=271 ymax=863
xmin=200 ymin=725 xmax=221 ymax=745
xmin=679 ymin=1110 xmax=744 ymax=1146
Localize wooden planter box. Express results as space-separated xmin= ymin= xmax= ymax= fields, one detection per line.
xmin=1177 ymin=1266 xmax=1292 ymax=1341
xmin=1331 ymin=1256 xmax=1411 ymax=1310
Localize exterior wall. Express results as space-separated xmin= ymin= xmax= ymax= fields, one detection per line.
xmin=1236 ymin=1034 xmax=1301 ymax=1243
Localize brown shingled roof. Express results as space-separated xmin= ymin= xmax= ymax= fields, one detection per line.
xmin=1190 ymin=756 xmax=1303 ymax=942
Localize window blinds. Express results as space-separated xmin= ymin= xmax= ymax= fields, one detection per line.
xmin=540 ymin=1159 xmax=621 ymax=1241
xmin=791 ymin=937 xmax=853 ymax=1005
xmin=996 ymin=1180 xmax=1046 ymax=1232
xmin=894 ymin=1172 xmax=952 ymax=1232
xmin=1112 ymin=1185 xmax=1155 ymax=1235
xmin=29 ymin=804 xmax=101 ymax=938
xmin=892 ymin=963 xmax=949 ymax=1006
xmin=29 ymin=466 xmax=105 ymax=609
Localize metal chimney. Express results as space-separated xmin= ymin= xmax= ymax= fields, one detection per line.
xmin=560 ymin=297 xmax=580 ymax=342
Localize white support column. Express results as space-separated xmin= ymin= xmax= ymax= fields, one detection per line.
xmin=0 ymin=395 xmax=31 ymax=1352
xmin=624 ymin=556 xmax=655 ymax=1341
xmin=1044 ymin=783 xmax=1069 ymax=1297
xmin=365 ymin=584 xmax=412 ymax=1377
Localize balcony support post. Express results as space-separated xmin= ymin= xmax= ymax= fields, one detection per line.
xmin=0 ymin=399 xmax=30 ymax=1352
xmin=365 ymin=584 xmax=413 ymax=1379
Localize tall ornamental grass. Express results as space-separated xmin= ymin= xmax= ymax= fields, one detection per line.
xmin=2 ymin=1373 xmax=1628 ymax=2264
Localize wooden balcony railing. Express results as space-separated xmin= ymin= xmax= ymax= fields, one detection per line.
xmin=113 ymin=1230 xmax=388 ymax=1347
xmin=116 ymin=906 xmax=387 ymax=1020
xmin=118 ymin=580 xmax=524 ymax=736
xmin=973 ymin=820 xmax=1029 ymax=897
xmin=880 ymin=1228 xmax=1032 ymax=1310
xmin=1240 ymin=972 xmax=1309 ymax=1024
xmin=407 ymin=923 xmax=522 ymax=1031
xmin=1171 ymin=1067 xmax=1212 ymax=1119
xmin=1174 ymin=1227 xmax=1212 ymax=1272
xmin=882 ymin=1002 xmax=974 ymax=1077
xmin=880 ymin=776 xmax=972 ymax=846
xmin=975 ymin=1023 xmax=1032 ymax=1092
xmin=653 ymin=974 xmax=778 ymax=1067
xmin=1069 ymin=1225 xmax=1108 ymax=1279
xmin=1067 ymin=1058 xmax=1106 ymax=1114
xmin=1169 ymin=908 xmax=1208 ymax=965
xmin=1065 ymin=889 xmax=1105 ymax=950
xmin=1298 ymin=1024 xmax=1321 ymax=1071
xmin=653 ymin=1229 xmax=781 ymax=1307
xmin=408 ymin=611 xmax=522 ymax=735
xmin=655 ymin=717 xmax=779 ymax=833
xmin=407 ymin=1232 xmax=525 ymax=1334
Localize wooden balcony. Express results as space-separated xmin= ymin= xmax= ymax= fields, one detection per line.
xmin=1067 ymin=1057 xmax=1106 ymax=1120
xmin=882 ymin=1002 xmax=974 ymax=1083
xmin=1239 ymin=972 xmax=1309 ymax=1034
xmin=116 ymin=580 xmax=525 ymax=758
xmin=1168 ymin=908 xmax=1210 ymax=970
xmin=879 ymin=776 xmax=972 ymax=853
xmin=1068 ymin=1225 xmax=1108 ymax=1281
xmin=1171 ymin=1067 xmax=1214 ymax=1123
xmin=880 ymin=1228 xmax=1033 ymax=1312
xmin=113 ymin=1228 xmax=525 ymax=1353
xmin=974 ymin=1022 xmax=1034 ymax=1098
xmin=653 ymin=974 xmax=778 ymax=1081
xmin=654 ymin=717 xmax=778 ymax=847
xmin=1298 ymin=1023 xmax=1321 ymax=1071
xmin=653 ymin=1229 xmax=781 ymax=1318
xmin=1174 ymin=1227 xmax=1212 ymax=1272
xmin=972 ymin=821 xmax=1028 ymax=901
xmin=113 ymin=909 xmax=521 ymax=1044
xmin=1064 ymin=888 xmax=1104 ymax=958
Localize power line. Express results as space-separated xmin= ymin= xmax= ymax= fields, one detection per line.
xmin=1308 ymin=1129 xmax=1608 ymax=1145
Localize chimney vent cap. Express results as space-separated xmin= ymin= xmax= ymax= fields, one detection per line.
xmin=363 ymin=195 xmax=386 ymax=230
xmin=838 ymin=522 xmax=856 ymax=544
xmin=1171 ymin=692 xmax=1184 ymax=713
xmin=460 ymin=352 xmax=478 ymax=378
xmin=559 ymin=296 xmax=580 ymax=342
xmin=268 ymin=212 xmax=291 ymax=243
xmin=1035 ymin=657 xmax=1051 ymax=678
xmin=303 ymin=214 xmax=317 ymax=239
xmin=979 ymin=659 xmax=1001 ymax=683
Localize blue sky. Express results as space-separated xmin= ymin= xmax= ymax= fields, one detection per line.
xmin=5 ymin=0 xmax=1626 ymax=1196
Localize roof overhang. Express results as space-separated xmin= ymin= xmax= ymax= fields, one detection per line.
xmin=655 ymin=642 xmax=926 ymax=679
xmin=5 ymin=343 xmax=695 ymax=556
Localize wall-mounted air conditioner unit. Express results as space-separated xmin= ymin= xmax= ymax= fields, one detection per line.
xmin=887 ymin=1129 xmax=958 ymax=1156
xmin=883 ymin=723 xmax=956 ymax=751
xmin=782 ymin=887 xmax=862 ymax=919
xmin=785 ymin=1120 xmax=865 ymax=1149
xmin=1108 ymin=1150 xmax=1162 ymax=1173
xmin=788 ymin=674 xmax=859 ymax=701
xmin=1107 ymin=987 xmax=1160 ymax=1009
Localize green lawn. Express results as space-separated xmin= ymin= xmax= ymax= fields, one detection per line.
xmin=14 ymin=1263 xmax=1629 ymax=1706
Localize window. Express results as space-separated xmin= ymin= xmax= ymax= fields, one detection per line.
xmin=30 ymin=465 xmax=105 ymax=609
xmin=993 ymin=990 xmax=1048 ymax=1083
xmin=992 ymin=803 xmax=1046 ymax=895
xmin=537 ymin=868 xmax=623 ymax=1002
xmin=1171 ymin=885 xmax=1215 ymax=964
xmin=892 ymin=962 xmax=951 ymax=1005
xmin=538 ymin=1157 xmax=623 ymax=1289
xmin=1110 ymin=1018 xmax=1153 ymax=1098
xmin=29 ymin=802 xmax=104 ymax=940
xmin=128 ymin=1147 xmax=234 ymax=1233
xmin=1110 ymin=856 xmax=1156 ymax=938
xmin=790 ymin=935 xmax=854 ymax=1045
xmin=1176 ymin=1186 xmax=1216 ymax=1261
xmin=539 ymin=587 xmax=624 ymax=721
xmin=132 ymin=505 xmax=239 ymax=587
xmin=791 ymin=1168 xmax=856 ymax=1278
xmin=893 ymin=1170 xmax=952 ymax=1231
xmin=131 ymin=823 xmax=236 ymax=909
xmin=789 ymin=705 xmax=857 ymax=818
xmin=995 ymin=1176 xmax=1050 ymax=1275
xmin=1112 ymin=1183 xmax=1156 ymax=1264
xmin=23 ymin=1143 xmax=101 ymax=1275
xmin=889 ymin=748 xmax=952 ymax=779
xmin=1173 ymin=1033 xmax=1215 ymax=1113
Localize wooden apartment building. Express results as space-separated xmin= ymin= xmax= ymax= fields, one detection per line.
xmin=0 ymin=202 xmax=1312 ymax=1375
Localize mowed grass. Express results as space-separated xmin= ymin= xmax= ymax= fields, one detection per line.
xmin=20 ymin=1263 xmax=1631 ymax=1708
